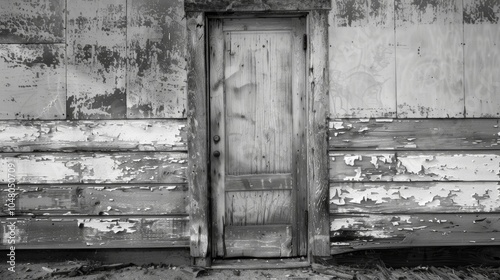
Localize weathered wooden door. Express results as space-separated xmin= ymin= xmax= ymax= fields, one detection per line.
xmin=209 ymin=17 xmax=307 ymax=258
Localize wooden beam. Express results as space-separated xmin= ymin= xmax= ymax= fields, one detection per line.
xmin=0 ymin=120 xmax=187 ymax=152
xmin=186 ymin=12 xmax=209 ymax=259
xmin=127 ymin=0 xmax=187 ymax=118
xmin=0 ymin=217 xmax=189 ymax=249
xmin=184 ymin=0 xmax=331 ymax=12
xmin=330 ymin=213 xmax=500 ymax=254
xmin=0 ymin=152 xmax=187 ymax=184
xmin=66 ymin=0 xmax=127 ymax=119
xmin=330 ymin=182 xmax=500 ymax=214
xmin=0 ymin=44 xmax=66 ymax=120
xmin=0 ymin=0 xmax=65 ymax=43
xmin=0 ymin=184 xmax=188 ymax=216
xmin=308 ymin=10 xmax=330 ymax=257
xmin=329 ymin=118 xmax=500 ymax=151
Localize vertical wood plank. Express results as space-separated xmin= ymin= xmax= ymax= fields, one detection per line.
xmin=0 ymin=44 xmax=66 ymax=120
xmin=186 ymin=12 xmax=209 ymax=259
xmin=0 ymin=0 xmax=65 ymax=43
xmin=330 ymin=0 xmax=396 ymax=118
xmin=127 ymin=0 xmax=187 ymax=118
xmin=67 ymin=0 xmax=127 ymax=119
xmin=395 ymin=0 xmax=464 ymax=118
xmin=208 ymin=18 xmax=225 ymax=257
xmin=464 ymin=0 xmax=500 ymax=117
xmin=308 ymin=10 xmax=330 ymax=257
xmin=292 ymin=17 xmax=308 ymax=256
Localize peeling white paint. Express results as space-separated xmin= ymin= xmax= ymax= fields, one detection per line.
xmin=333 ymin=121 xmax=345 ymax=130
xmin=77 ymin=219 xmax=137 ymax=234
xmin=344 ymin=155 xmax=362 ymax=166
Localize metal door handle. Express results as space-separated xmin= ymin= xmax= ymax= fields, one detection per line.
xmin=213 ymin=135 xmax=220 ymax=143
xmin=213 ymin=151 xmax=221 ymax=157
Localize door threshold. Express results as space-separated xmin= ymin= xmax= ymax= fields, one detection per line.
xmin=210 ymin=258 xmax=310 ymax=270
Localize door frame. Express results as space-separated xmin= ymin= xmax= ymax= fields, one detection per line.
xmin=185 ymin=0 xmax=331 ymax=266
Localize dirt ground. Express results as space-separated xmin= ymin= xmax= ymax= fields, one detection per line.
xmin=2 ymin=261 xmax=500 ymax=280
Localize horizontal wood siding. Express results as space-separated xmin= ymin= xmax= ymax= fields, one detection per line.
xmin=0 ymin=120 xmax=187 ymax=152
xmin=0 ymin=184 xmax=188 ymax=216
xmin=0 ymin=152 xmax=187 ymax=184
xmin=331 ymin=182 xmax=500 ymax=213
xmin=0 ymin=0 xmax=191 ymax=251
xmin=331 ymin=213 xmax=500 ymax=254
xmin=0 ymin=217 xmax=189 ymax=249
xmin=330 ymin=119 xmax=500 ymax=150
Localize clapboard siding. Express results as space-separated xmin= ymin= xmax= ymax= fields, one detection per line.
xmin=127 ymin=0 xmax=187 ymax=118
xmin=329 ymin=0 xmax=396 ymax=118
xmin=0 ymin=184 xmax=188 ymax=216
xmin=329 ymin=119 xmax=500 ymax=150
xmin=330 ymin=213 xmax=500 ymax=254
xmin=463 ymin=0 xmax=500 ymax=117
xmin=330 ymin=152 xmax=500 ymax=182
xmin=0 ymin=217 xmax=189 ymax=249
xmin=0 ymin=120 xmax=187 ymax=152
xmin=0 ymin=44 xmax=66 ymax=120
xmin=0 ymin=152 xmax=187 ymax=184
xmin=66 ymin=0 xmax=127 ymax=119
xmin=0 ymin=0 xmax=65 ymax=43
xmin=330 ymin=182 xmax=500 ymax=214
xmin=395 ymin=0 xmax=464 ymax=118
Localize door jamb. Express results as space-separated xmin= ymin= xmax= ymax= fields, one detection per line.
xmin=186 ymin=7 xmax=330 ymax=266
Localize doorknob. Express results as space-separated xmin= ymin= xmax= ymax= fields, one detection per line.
xmin=213 ymin=151 xmax=221 ymax=157
xmin=213 ymin=135 xmax=220 ymax=143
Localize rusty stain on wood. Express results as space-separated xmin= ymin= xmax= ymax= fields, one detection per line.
xmin=0 ymin=0 xmax=65 ymax=43
xmin=329 ymin=119 xmax=500 ymax=150
xmin=395 ymin=0 xmax=464 ymax=118
xmin=127 ymin=0 xmax=187 ymax=118
xmin=184 ymin=0 xmax=331 ymax=12
xmin=0 ymin=120 xmax=187 ymax=152
xmin=0 ymin=217 xmax=189 ymax=249
xmin=330 ymin=182 xmax=500 ymax=213
xmin=224 ymin=225 xmax=293 ymax=258
xmin=463 ymin=0 xmax=500 ymax=117
xmin=0 ymin=184 xmax=188 ymax=216
xmin=66 ymin=0 xmax=127 ymax=119
xmin=330 ymin=0 xmax=396 ymax=118
xmin=0 ymin=152 xmax=187 ymax=184
xmin=0 ymin=44 xmax=66 ymax=120
xmin=330 ymin=213 xmax=500 ymax=254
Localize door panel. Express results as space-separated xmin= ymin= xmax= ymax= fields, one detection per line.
xmin=209 ymin=17 xmax=306 ymax=257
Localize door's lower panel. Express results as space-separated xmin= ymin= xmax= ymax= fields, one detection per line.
xmin=224 ymin=225 xmax=293 ymax=257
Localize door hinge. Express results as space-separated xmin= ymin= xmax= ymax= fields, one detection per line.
xmin=303 ymin=34 xmax=307 ymax=50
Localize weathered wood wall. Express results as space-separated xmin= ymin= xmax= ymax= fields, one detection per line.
xmin=329 ymin=0 xmax=500 ymax=254
xmin=2 ymin=0 xmax=500 ymax=256
xmin=0 ymin=0 xmax=189 ymax=250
